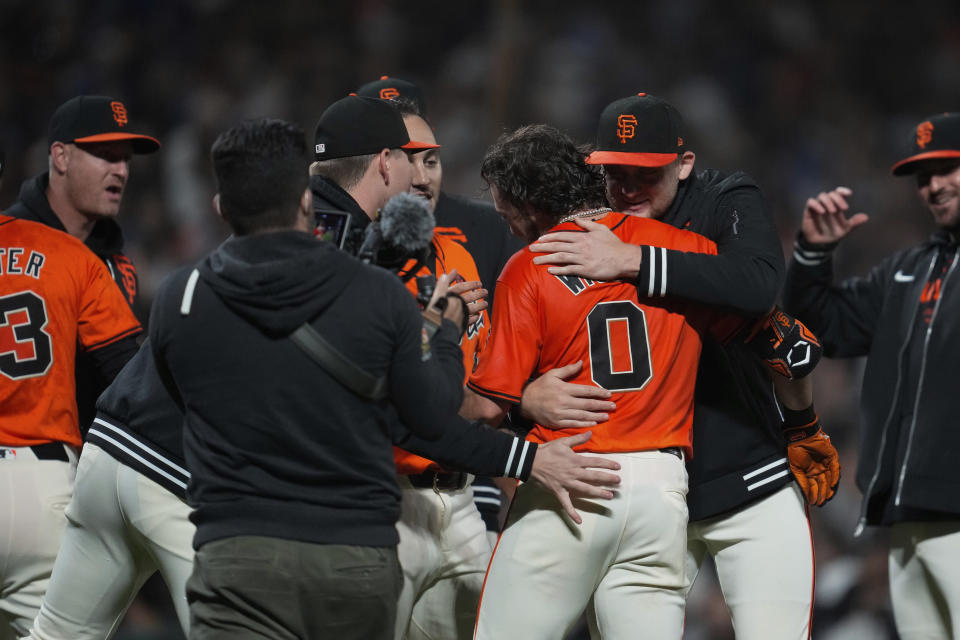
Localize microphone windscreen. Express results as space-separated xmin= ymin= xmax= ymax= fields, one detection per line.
xmin=380 ymin=192 xmax=435 ymax=254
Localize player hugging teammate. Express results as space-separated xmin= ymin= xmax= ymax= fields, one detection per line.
xmin=14 ymin=84 xmax=958 ymax=640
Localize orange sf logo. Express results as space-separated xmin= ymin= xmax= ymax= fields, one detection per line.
xmin=110 ymin=101 xmax=128 ymax=127
xmin=916 ymin=121 xmax=934 ymax=149
xmin=379 ymin=87 xmax=400 ymax=100
xmin=617 ymin=115 xmax=637 ymax=144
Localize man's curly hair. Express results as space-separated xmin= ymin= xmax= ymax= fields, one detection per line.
xmin=480 ymin=124 xmax=606 ymax=222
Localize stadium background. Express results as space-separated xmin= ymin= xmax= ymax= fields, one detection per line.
xmin=1 ymin=1 xmax=958 ymax=638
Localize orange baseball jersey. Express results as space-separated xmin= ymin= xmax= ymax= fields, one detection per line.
xmin=395 ymin=232 xmax=490 ymax=475
xmin=468 ymin=212 xmax=740 ymax=457
xmin=0 ymin=215 xmax=142 ymax=447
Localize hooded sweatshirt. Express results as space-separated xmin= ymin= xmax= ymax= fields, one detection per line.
xmin=149 ymin=230 xmax=466 ymax=549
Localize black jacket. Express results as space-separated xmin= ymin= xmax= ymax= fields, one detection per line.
xmin=89 ymin=340 xmax=187 ymax=498
xmin=6 ymin=172 xmax=140 ymax=432
xmin=434 ymin=191 xmax=524 ymax=309
xmin=644 ymin=169 xmax=791 ymax=521
xmin=784 ymin=230 xmax=960 ymax=528
xmin=150 ymin=230 xmax=492 ymax=549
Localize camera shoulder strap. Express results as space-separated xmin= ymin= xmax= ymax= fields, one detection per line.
xmin=289 ymin=322 xmax=388 ymax=401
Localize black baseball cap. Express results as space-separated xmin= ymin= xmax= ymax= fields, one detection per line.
xmin=891 ymin=112 xmax=960 ymax=176
xmin=313 ymin=95 xmax=439 ymax=161
xmin=586 ymin=93 xmax=685 ymax=167
xmin=356 ymin=75 xmax=428 ymax=115
xmin=48 ymin=95 xmax=160 ymax=153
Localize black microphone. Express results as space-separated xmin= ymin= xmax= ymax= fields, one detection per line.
xmin=360 ymin=192 xmax=435 ymax=279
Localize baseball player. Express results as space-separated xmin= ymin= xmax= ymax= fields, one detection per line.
xmin=388 ymin=99 xmax=494 ymax=640
xmin=522 ymin=93 xmax=840 ymax=638
xmin=24 ymin=340 xmax=191 ymax=640
xmin=5 ymin=95 xmax=159 ymax=433
xmin=355 ymin=76 xmax=523 ymax=308
xmin=461 ymin=124 xmax=817 ymax=640
xmin=784 ymin=113 xmax=960 ymax=639
xmin=356 ymin=76 xmax=524 ymax=543
xmin=0 ymin=214 xmax=141 ymax=638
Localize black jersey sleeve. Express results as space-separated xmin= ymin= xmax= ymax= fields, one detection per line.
xmin=392 ymin=418 xmax=537 ymax=480
xmin=85 ymin=333 xmax=140 ymax=385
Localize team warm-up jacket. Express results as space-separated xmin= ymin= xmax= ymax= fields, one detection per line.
xmin=312 ymin=177 xmax=537 ymax=483
xmin=0 ymin=215 xmax=141 ymax=448
xmin=87 ymin=340 xmax=187 ymax=498
xmin=784 ymin=230 xmax=960 ymax=530
xmin=633 ymin=169 xmax=792 ymax=520
xmin=433 ymin=191 xmax=524 ymax=309
xmin=6 ymin=172 xmax=141 ymax=433
xmin=469 ymin=213 xmax=744 ymax=458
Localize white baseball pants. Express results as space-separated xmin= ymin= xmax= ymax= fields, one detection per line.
xmin=889 ymin=520 xmax=960 ymax=640
xmin=685 ymin=483 xmax=814 ymax=640
xmin=25 ymin=442 xmax=194 ymax=640
xmin=395 ymin=477 xmax=491 ymax=640
xmin=0 ymin=445 xmax=76 ymax=640
xmin=475 ymin=450 xmax=689 ymax=640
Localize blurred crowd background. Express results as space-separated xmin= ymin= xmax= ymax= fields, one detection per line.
xmin=2 ymin=1 xmax=958 ymax=638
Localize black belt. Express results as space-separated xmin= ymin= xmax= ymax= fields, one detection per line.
xmin=31 ymin=442 xmax=69 ymax=461
xmin=660 ymin=447 xmax=683 ymax=460
xmin=407 ymin=470 xmax=469 ymax=491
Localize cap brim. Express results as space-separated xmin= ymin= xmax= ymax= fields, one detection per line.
xmin=73 ymin=132 xmax=161 ymax=154
xmin=891 ymin=150 xmax=960 ymax=175
xmin=585 ymin=150 xmax=677 ymax=167
xmin=402 ymin=140 xmax=441 ymax=151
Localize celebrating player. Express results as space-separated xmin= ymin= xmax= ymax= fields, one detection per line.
xmin=5 ymin=95 xmax=159 ymax=432
xmin=462 ymin=123 xmax=818 ymax=639
xmin=522 ymin=93 xmax=839 ymax=638
xmin=23 ymin=340 xmax=190 ymax=639
xmin=784 ymin=112 xmax=960 ymax=640
xmin=0 ymin=215 xmax=141 ymax=638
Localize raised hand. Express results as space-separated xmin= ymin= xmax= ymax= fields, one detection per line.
xmin=801 ymin=186 xmax=869 ymax=244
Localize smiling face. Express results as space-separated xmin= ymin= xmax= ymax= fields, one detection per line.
xmin=403 ymin=114 xmax=442 ymax=212
xmin=603 ymin=151 xmax=695 ymax=219
xmin=915 ymin=158 xmax=960 ymax=231
xmin=60 ymin=140 xmax=134 ymax=219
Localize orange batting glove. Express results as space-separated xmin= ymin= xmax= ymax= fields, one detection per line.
xmin=785 ymin=420 xmax=841 ymax=507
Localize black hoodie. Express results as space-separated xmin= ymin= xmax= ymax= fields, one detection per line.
xmin=150 ymin=230 xmax=467 ymax=549
xmin=5 ymin=172 xmax=140 ymax=432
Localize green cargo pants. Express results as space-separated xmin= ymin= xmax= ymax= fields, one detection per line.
xmin=187 ymin=536 xmax=402 ymax=639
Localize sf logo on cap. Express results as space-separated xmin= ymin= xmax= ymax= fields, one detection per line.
xmin=916 ymin=121 xmax=934 ymax=149
xmin=617 ymin=114 xmax=637 ymax=144
xmin=379 ymin=87 xmax=400 ymax=100
xmin=110 ymin=101 xmax=128 ymax=127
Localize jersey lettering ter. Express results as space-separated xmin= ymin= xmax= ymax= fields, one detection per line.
xmin=469 ymin=213 xmax=737 ymax=457
xmin=395 ymin=233 xmax=490 ymax=475
xmin=0 ymin=216 xmax=141 ymax=447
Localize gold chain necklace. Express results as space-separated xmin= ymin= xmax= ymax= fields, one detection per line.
xmin=557 ymin=207 xmax=612 ymax=225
